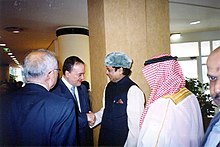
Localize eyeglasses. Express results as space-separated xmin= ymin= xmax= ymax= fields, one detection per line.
xmin=48 ymin=68 xmax=61 ymax=74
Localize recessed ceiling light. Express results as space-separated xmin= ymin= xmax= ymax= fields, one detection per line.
xmin=170 ymin=33 xmax=181 ymax=40
xmin=13 ymin=30 xmax=20 ymax=34
xmin=190 ymin=21 xmax=200 ymax=25
xmin=8 ymin=52 xmax=13 ymax=55
xmin=4 ymin=27 xmax=24 ymax=33
xmin=0 ymin=43 xmax=6 ymax=46
xmin=10 ymin=55 xmax=15 ymax=58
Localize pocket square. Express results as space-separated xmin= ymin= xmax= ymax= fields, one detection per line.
xmin=116 ymin=99 xmax=123 ymax=104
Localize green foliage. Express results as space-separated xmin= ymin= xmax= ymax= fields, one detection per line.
xmin=185 ymin=78 xmax=216 ymax=117
xmin=9 ymin=74 xmax=16 ymax=83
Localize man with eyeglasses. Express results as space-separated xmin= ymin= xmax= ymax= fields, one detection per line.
xmin=51 ymin=56 xmax=95 ymax=146
xmin=0 ymin=49 xmax=77 ymax=146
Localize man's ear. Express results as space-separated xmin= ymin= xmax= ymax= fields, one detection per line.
xmin=65 ymin=70 xmax=70 ymax=77
xmin=48 ymin=70 xmax=56 ymax=82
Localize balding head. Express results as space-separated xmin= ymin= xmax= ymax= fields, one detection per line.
xmin=23 ymin=49 xmax=59 ymax=90
xmin=207 ymin=46 xmax=220 ymax=107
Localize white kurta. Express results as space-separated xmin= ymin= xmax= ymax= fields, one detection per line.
xmin=93 ymin=85 xmax=145 ymax=147
xmin=137 ymin=94 xmax=204 ymax=147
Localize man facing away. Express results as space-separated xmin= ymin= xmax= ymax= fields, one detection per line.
xmin=92 ymin=52 xmax=145 ymax=147
xmin=0 ymin=49 xmax=77 ymax=146
xmin=51 ymin=56 xmax=95 ymax=146
xmin=137 ymin=54 xmax=204 ymax=147
xmin=201 ymin=46 xmax=220 ymax=146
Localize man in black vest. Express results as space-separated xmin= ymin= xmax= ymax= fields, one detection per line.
xmin=92 ymin=52 xmax=145 ymax=146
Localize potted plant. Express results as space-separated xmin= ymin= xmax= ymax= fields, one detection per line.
xmin=185 ymin=78 xmax=216 ymax=131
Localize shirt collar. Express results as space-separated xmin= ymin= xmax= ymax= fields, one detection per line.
xmin=62 ymin=76 xmax=73 ymax=90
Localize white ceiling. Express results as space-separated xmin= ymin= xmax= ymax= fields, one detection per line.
xmin=0 ymin=0 xmax=220 ymax=66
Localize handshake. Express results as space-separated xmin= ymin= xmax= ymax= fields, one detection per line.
xmin=86 ymin=111 xmax=96 ymax=126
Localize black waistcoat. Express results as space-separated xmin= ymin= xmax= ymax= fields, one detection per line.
xmin=98 ymin=76 xmax=136 ymax=146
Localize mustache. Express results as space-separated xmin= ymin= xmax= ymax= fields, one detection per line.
xmin=212 ymin=93 xmax=220 ymax=100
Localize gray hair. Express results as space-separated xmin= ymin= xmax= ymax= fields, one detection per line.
xmin=23 ymin=49 xmax=58 ymax=81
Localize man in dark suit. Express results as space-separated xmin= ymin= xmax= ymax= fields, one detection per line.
xmin=51 ymin=56 xmax=95 ymax=146
xmin=201 ymin=46 xmax=220 ymax=146
xmin=0 ymin=49 xmax=77 ymax=146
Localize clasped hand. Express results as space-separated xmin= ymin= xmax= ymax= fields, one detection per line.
xmin=86 ymin=111 xmax=96 ymax=126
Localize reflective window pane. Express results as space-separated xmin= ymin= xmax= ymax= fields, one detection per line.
xmin=201 ymin=41 xmax=210 ymax=56
xmin=212 ymin=40 xmax=220 ymax=50
xmin=202 ymin=57 xmax=208 ymax=64
xmin=171 ymin=42 xmax=199 ymax=57
xmin=202 ymin=65 xmax=209 ymax=83
xmin=178 ymin=60 xmax=198 ymax=79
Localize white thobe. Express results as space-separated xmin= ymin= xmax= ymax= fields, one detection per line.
xmin=137 ymin=94 xmax=204 ymax=147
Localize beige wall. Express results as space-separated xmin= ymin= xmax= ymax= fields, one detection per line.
xmin=88 ymin=0 xmax=170 ymax=146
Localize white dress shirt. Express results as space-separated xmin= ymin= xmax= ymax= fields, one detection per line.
xmin=62 ymin=76 xmax=81 ymax=112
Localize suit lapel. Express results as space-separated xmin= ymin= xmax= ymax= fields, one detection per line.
xmin=59 ymin=79 xmax=74 ymax=100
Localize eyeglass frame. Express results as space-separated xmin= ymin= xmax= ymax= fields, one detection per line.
xmin=48 ymin=68 xmax=61 ymax=74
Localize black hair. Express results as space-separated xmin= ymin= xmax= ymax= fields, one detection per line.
xmin=62 ymin=56 xmax=84 ymax=75
xmin=144 ymin=56 xmax=177 ymax=65
xmin=113 ymin=67 xmax=131 ymax=76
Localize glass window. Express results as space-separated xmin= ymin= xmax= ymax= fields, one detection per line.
xmin=178 ymin=60 xmax=198 ymax=79
xmin=170 ymin=42 xmax=199 ymax=57
xmin=202 ymin=57 xmax=208 ymax=64
xmin=212 ymin=40 xmax=220 ymax=50
xmin=201 ymin=41 xmax=210 ymax=56
xmin=9 ymin=66 xmax=23 ymax=82
xmin=202 ymin=65 xmax=209 ymax=83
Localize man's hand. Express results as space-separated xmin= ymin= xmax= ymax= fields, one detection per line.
xmin=86 ymin=111 xmax=96 ymax=126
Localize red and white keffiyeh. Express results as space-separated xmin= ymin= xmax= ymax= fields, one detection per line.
xmin=139 ymin=54 xmax=185 ymax=128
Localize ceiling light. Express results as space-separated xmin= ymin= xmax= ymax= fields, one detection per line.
xmin=8 ymin=52 xmax=13 ymax=55
xmin=13 ymin=30 xmax=20 ymax=33
xmin=10 ymin=55 xmax=15 ymax=58
xmin=190 ymin=21 xmax=200 ymax=25
xmin=0 ymin=43 xmax=6 ymax=46
xmin=4 ymin=27 xmax=24 ymax=34
xmin=170 ymin=33 xmax=181 ymax=40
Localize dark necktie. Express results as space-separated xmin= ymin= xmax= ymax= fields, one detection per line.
xmin=71 ymin=86 xmax=79 ymax=110
xmin=71 ymin=86 xmax=77 ymax=101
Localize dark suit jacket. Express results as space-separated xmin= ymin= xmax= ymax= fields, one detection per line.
xmin=51 ymin=79 xmax=93 ymax=146
xmin=0 ymin=83 xmax=77 ymax=146
xmin=201 ymin=112 xmax=220 ymax=146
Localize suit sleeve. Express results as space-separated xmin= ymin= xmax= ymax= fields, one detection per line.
xmin=51 ymin=99 xmax=77 ymax=146
xmin=77 ymin=85 xmax=91 ymax=128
